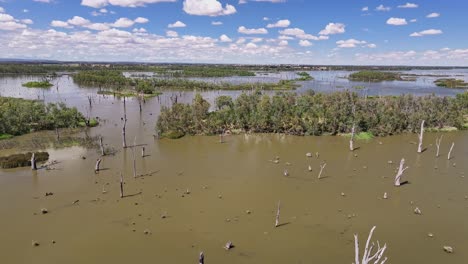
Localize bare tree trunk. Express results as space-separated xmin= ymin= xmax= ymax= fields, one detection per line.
xmin=88 ymin=96 xmax=92 ymax=107
xmin=141 ymin=146 xmax=145 ymax=157
xmin=354 ymin=226 xmax=388 ymax=264
xmin=349 ymin=124 xmax=355 ymax=151
xmin=95 ymin=158 xmax=102 ymax=173
xmin=132 ymin=137 xmax=137 ymax=178
xmin=435 ymin=135 xmax=443 ymax=157
xmin=55 ymin=127 xmax=60 ymax=141
xmin=220 ymin=133 xmax=224 ymax=143
xmin=99 ymin=136 xmax=105 ymax=156
xmin=394 ymin=158 xmax=409 ymax=187
xmin=31 ymin=153 xmax=37 ymax=170
xmin=318 ymin=163 xmax=327 ymax=179
xmin=447 ymin=142 xmax=454 ymax=160
xmin=417 ymin=120 xmax=425 ymax=153
xmin=120 ymin=172 xmax=124 ymax=198
xmin=138 ymin=96 xmax=142 ymax=113
xmin=122 ymin=97 xmax=127 ymax=148
xmin=275 ymin=200 xmax=281 ymax=227
xmin=199 ymin=252 xmax=204 ymax=264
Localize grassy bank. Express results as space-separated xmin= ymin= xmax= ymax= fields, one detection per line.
xmin=349 ymin=71 xmax=403 ymax=82
xmin=434 ymin=78 xmax=468 ymax=88
xmin=22 ymin=81 xmax=53 ymax=88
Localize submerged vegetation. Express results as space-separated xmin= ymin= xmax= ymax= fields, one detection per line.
xmin=295 ymin=72 xmax=313 ymax=81
xmin=73 ymin=70 xmax=299 ymax=92
xmin=0 ymin=97 xmax=88 ymax=137
xmin=157 ymin=91 xmax=468 ymax=138
xmin=434 ymin=78 xmax=468 ymax=88
xmin=349 ymin=71 xmax=403 ymax=82
xmin=22 ymin=81 xmax=53 ymax=88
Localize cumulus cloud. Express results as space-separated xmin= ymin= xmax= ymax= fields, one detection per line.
xmin=361 ymin=6 xmax=368 ymax=12
xmin=426 ymin=13 xmax=440 ymax=18
xmin=410 ymin=29 xmax=443 ymax=37
xmin=183 ymin=0 xmax=236 ymax=16
xmin=211 ymin=21 xmax=223 ymax=25
xmin=135 ymin=17 xmax=149 ymax=23
xmin=0 ymin=7 xmax=4 ymax=13
xmin=0 ymin=13 xmax=29 ymax=31
xmin=376 ymin=5 xmax=391 ymax=11
xmin=51 ymin=20 xmax=72 ymax=28
xmin=319 ymin=23 xmax=345 ymax=35
xmin=81 ymin=0 xmax=176 ymax=8
xmin=168 ymin=21 xmax=186 ymax=28
xmin=112 ymin=17 xmax=136 ymax=27
xmin=278 ymin=40 xmax=288 ymax=46
xmin=410 ymin=19 xmax=417 ymax=23
xmin=299 ymin=40 xmax=312 ymax=47
xmin=166 ymin=30 xmax=178 ymax=37
xmin=238 ymin=26 xmax=268 ymax=34
xmin=398 ymin=3 xmax=418 ymax=8
xmin=33 ymin=0 xmax=53 ymax=3
xmin=219 ymin=34 xmax=232 ymax=42
xmin=386 ymin=17 xmax=408 ymax=26
xmin=266 ymin=19 xmax=290 ymax=28
xmin=336 ymin=39 xmax=374 ymax=48
xmin=280 ymin=27 xmax=328 ymax=40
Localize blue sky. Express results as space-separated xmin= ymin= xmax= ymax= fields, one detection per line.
xmin=0 ymin=0 xmax=467 ymax=65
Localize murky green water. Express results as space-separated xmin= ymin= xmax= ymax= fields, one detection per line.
xmin=0 ymin=75 xmax=467 ymax=263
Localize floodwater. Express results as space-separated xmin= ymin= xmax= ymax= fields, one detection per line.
xmin=0 ymin=74 xmax=468 ymax=264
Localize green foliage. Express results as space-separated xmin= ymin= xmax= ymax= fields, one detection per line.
xmin=296 ymin=72 xmax=313 ymax=81
xmin=157 ymin=91 xmax=466 ymax=138
xmin=349 ymin=71 xmax=402 ymax=82
xmin=22 ymin=81 xmax=53 ymax=88
xmin=0 ymin=97 xmax=86 ymax=136
xmin=434 ymin=78 xmax=468 ymax=88
xmin=166 ymin=65 xmax=255 ymax=77
xmin=0 ymin=134 xmax=13 ymax=140
xmin=0 ymin=152 xmax=49 ymax=169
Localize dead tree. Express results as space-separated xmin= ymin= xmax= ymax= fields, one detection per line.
xmin=138 ymin=96 xmax=142 ymax=113
xmin=199 ymin=252 xmax=204 ymax=264
xmin=354 ymin=226 xmax=388 ymax=264
xmin=318 ymin=162 xmax=327 ymax=179
xmin=31 ymin=153 xmax=37 ymax=170
xmin=132 ymin=137 xmax=137 ymax=178
xmin=122 ymin=97 xmax=127 ymax=148
xmin=275 ymin=200 xmax=281 ymax=227
xmin=87 ymin=96 xmax=92 ymax=107
xmin=119 ymin=172 xmax=124 ymax=198
xmin=435 ymin=135 xmax=443 ymax=157
xmin=141 ymin=146 xmax=145 ymax=157
xmin=447 ymin=142 xmax=454 ymax=160
xmin=349 ymin=124 xmax=355 ymax=151
xmin=394 ymin=158 xmax=408 ymax=187
xmin=417 ymin=120 xmax=425 ymax=153
xmin=95 ymin=158 xmax=102 ymax=173
xmin=55 ymin=128 xmax=60 ymax=141
xmin=99 ymin=136 xmax=105 ymax=156
xmin=220 ymin=133 xmax=224 ymax=143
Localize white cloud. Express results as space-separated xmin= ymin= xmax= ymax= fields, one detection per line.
xmin=410 ymin=19 xmax=417 ymax=23
xmin=376 ymin=5 xmax=391 ymax=11
xmin=112 ymin=18 xmax=135 ymax=28
xmin=362 ymin=6 xmax=368 ymax=12
xmin=0 ymin=7 xmax=5 ymax=13
xmin=319 ymin=23 xmax=345 ymax=35
xmin=386 ymin=17 xmax=408 ymax=26
xmin=133 ymin=27 xmax=147 ymax=33
xmin=219 ymin=34 xmax=232 ymax=42
xmin=263 ymin=17 xmax=269 ymax=21
xmin=426 ymin=13 xmax=440 ymax=18
xmin=266 ymin=19 xmax=290 ymax=28
xmin=398 ymin=3 xmax=418 ymax=8
xmin=280 ymin=27 xmax=327 ymax=40
xmin=81 ymin=0 xmax=176 ymax=8
xmin=33 ymin=0 xmax=52 ymax=3
xmin=238 ymin=26 xmax=268 ymax=34
xmin=166 ymin=30 xmax=178 ymax=37
xmin=23 ymin=9 xmax=29 ymax=13
xmin=278 ymin=40 xmax=288 ymax=46
xmin=245 ymin=42 xmax=258 ymax=49
xmin=367 ymin=43 xmax=377 ymax=48
xmin=135 ymin=17 xmax=149 ymax=23
xmin=211 ymin=21 xmax=222 ymax=25
xmin=410 ymin=29 xmax=443 ymax=37
xmin=238 ymin=0 xmax=247 ymax=3
xmin=299 ymin=40 xmax=312 ymax=47
xmin=67 ymin=16 xmax=90 ymax=26
xmin=51 ymin=20 xmax=72 ymax=28
xmin=0 ymin=21 xmax=27 ymax=31
xmin=183 ymin=0 xmax=236 ymax=16
xmin=21 ymin=19 xmax=34 ymax=25
xmin=168 ymin=21 xmax=186 ymax=28
xmin=336 ymin=39 xmax=367 ymax=48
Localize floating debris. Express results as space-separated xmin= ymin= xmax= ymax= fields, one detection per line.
xmin=40 ymin=208 xmax=48 ymax=214
xmin=224 ymin=241 xmax=233 ymax=250
xmin=32 ymin=240 xmax=40 ymax=247
xmin=306 ymin=153 xmax=312 ymax=157
xmin=443 ymin=246 xmax=453 ymax=253
xmin=414 ymin=207 xmax=422 ymax=215
xmin=383 ymin=192 xmax=388 ymax=199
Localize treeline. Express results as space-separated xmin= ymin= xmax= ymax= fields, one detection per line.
xmin=73 ymin=70 xmax=298 ymax=92
xmin=348 ymin=71 xmax=402 ymax=82
xmin=157 ymin=91 xmax=468 ymax=138
xmin=0 ymin=97 xmax=86 ymax=137
xmin=158 ymin=65 xmax=255 ymax=77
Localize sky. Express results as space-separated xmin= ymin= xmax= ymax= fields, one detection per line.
xmin=0 ymin=0 xmax=467 ymax=65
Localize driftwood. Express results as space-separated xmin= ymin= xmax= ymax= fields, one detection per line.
xmin=119 ymin=172 xmax=124 ymax=198
xmin=435 ymin=135 xmax=443 ymax=157
xmin=275 ymin=200 xmax=281 ymax=227
xmin=318 ymin=163 xmax=327 ymax=179
xmin=95 ymin=158 xmax=102 ymax=173
xmin=349 ymin=124 xmax=355 ymax=151
xmin=417 ymin=120 xmax=425 ymax=153
xmin=31 ymin=153 xmax=37 ymax=170
xmin=199 ymin=252 xmax=204 ymax=264
xmin=99 ymin=136 xmax=105 ymax=156
xmin=354 ymin=226 xmax=388 ymax=264
xmin=447 ymin=142 xmax=454 ymax=160
xmin=394 ymin=158 xmax=408 ymax=186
